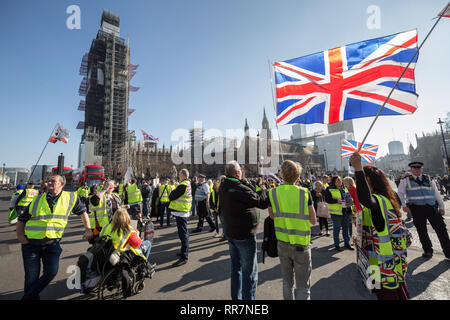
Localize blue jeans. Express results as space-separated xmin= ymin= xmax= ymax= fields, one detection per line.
xmin=331 ymin=213 xmax=350 ymax=247
xmin=159 ymin=202 xmax=171 ymax=226
xmin=142 ymin=198 xmax=150 ymax=217
xmin=228 ymin=236 xmax=258 ymax=300
xmin=175 ymin=216 xmax=189 ymax=260
xmin=21 ymin=241 xmax=62 ymax=300
xmin=140 ymin=240 xmax=152 ymax=260
xmin=191 ymin=198 xmax=196 ymax=216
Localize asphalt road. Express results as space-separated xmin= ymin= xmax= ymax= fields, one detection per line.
xmin=1 ymin=190 xmax=449 ymax=300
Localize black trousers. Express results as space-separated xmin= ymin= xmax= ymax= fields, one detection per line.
xmin=410 ymin=204 xmax=450 ymax=257
xmin=196 ymin=200 xmax=215 ymax=230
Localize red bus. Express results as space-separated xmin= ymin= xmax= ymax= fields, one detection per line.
xmin=73 ymin=165 xmax=105 ymax=188
xmin=51 ymin=167 xmax=73 ymax=184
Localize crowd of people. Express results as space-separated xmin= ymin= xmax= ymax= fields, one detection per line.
xmin=9 ymin=152 xmax=450 ymax=301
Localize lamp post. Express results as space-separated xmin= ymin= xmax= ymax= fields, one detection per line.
xmin=2 ymin=163 xmax=5 ymax=184
xmin=323 ymin=148 xmax=328 ymax=173
xmin=438 ymin=118 xmax=450 ymax=173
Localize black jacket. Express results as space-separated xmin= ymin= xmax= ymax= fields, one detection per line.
xmin=219 ymin=176 xmax=268 ymax=240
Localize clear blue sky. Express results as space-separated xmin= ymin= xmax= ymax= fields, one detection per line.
xmin=0 ymin=0 xmax=449 ymax=170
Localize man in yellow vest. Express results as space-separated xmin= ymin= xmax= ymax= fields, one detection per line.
xmin=268 ymin=160 xmax=316 ymax=300
xmin=9 ymin=183 xmax=38 ymax=224
xmin=158 ymin=178 xmax=171 ymax=228
xmin=168 ymin=169 xmax=192 ymax=267
xmin=77 ymin=182 xmax=90 ymax=212
xmin=15 ymin=175 xmax=93 ymax=300
xmin=125 ymin=178 xmax=143 ymax=231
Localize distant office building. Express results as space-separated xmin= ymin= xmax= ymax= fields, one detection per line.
xmin=388 ymin=141 xmax=405 ymax=155
xmin=5 ymin=168 xmax=30 ymax=185
xmin=315 ymin=131 xmax=353 ymax=172
xmin=77 ymin=10 xmax=132 ymax=178
xmin=328 ymin=119 xmax=354 ymax=136
xmin=291 ymin=123 xmax=307 ymax=140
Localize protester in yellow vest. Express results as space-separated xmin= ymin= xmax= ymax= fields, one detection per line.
xmin=9 ymin=183 xmax=38 ymax=224
xmin=125 ymin=178 xmax=143 ymax=230
xmin=268 ymin=160 xmax=317 ymax=300
xmin=210 ymin=179 xmax=226 ymax=240
xmin=350 ymin=151 xmax=410 ymax=300
xmin=15 ymin=175 xmax=93 ymax=300
xmin=158 ymin=178 xmax=171 ymax=228
xmin=168 ymin=169 xmax=192 ymax=267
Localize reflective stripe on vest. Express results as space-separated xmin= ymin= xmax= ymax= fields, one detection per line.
xmin=328 ymin=188 xmax=342 ymax=215
xmin=169 ymin=180 xmax=192 ymax=212
xmin=159 ymin=185 xmax=170 ymax=203
xmin=270 ymin=185 xmax=310 ymax=246
xmin=127 ymin=184 xmax=142 ymax=205
xmin=17 ymin=189 xmax=38 ymax=207
xmin=25 ymin=192 xmax=76 ymax=239
xmin=405 ymin=177 xmax=436 ymax=206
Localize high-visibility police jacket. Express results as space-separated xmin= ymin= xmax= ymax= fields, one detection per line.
xmin=194 ymin=182 xmax=209 ymax=201
xmin=89 ymin=194 xmax=110 ymax=228
xmin=126 ymin=184 xmax=143 ymax=205
xmin=159 ymin=184 xmax=170 ymax=203
xmin=404 ymin=175 xmax=436 ymax=206
xmin=362 ymin=194 xmax=407 ymax=290
xmin=269 ymin=185 xmax=311 ymax=246
xmin=77 ymin=186 xmax=90 ymax=198
xmin=327 ymin=187 xmax=343 ymax=216
xmin=100 ymin=223 xmax=146 ymax=260
xmin=169 ymin=180 xmax=192 ymax=212
xmin=24 ymin=191 xmax=77 ymax=239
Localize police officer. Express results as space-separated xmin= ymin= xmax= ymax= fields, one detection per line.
xmin=15 ymin=175 xmax=93 ymax=300
xmin=398 ymin=161 xmax=450 ymax=260
xmin=192 ymin=174 xmax=216 ymax=233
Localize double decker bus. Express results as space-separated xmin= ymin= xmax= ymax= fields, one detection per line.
xmin=73 ymin=165 xmax=105 ymax=188
xmin=51 ymin=167 xmax=73 ymax=184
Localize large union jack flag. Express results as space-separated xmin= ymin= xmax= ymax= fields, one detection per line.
xmin=274 ymin=29 xmax=418 ymax=125
xmin=341 ymin=139 xmax=378 ymax=163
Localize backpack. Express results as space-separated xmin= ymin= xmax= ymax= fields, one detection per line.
xmin=261 ymin=216 xmax=278 ymax=263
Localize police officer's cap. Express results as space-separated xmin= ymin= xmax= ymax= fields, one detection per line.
xmin=408 ymin=161 xmax=424 ymax=168
xmin=199 ymin=174 xmax=206 ymax=178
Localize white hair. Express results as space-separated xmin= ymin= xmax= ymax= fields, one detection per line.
xmin=226 ymin=160 xmax=240 ymax=176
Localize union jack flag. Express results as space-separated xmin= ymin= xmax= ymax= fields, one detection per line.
xmin=141 ymin=129 xmax=159 ymax=142
xmin=274 ymin=29 xmax=418 ymax=125
xmin=341 ymin=139 xmax=378 ymax=163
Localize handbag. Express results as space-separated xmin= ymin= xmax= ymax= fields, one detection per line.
xmin=316 ymin=201 xmax=330 ymax=218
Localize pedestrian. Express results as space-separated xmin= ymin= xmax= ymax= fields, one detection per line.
xmin=324 ymin=176 xmax=354 ymax=251
xmin=141 ymin=180 xmax=153 ymax=218
xmin=192 ymin=174 xmax=216 ymax=233
xmin=15 ymin=175 xmax=93 ymax=300
xmin=350 ymin=152 xmax=410 ymax=300
xmin=343 ymin=176 xmax=360 ymax=239
xmin=397 ymin=161 xmax=450 ymax=260
xmin=191 ymin=176 xmax=198 ymax=217
xmin=124 ymin=178 xmax=143 ymax=231
xmin=312 ymin=181 xmax=330 ymax=236
xmin=219 ymin=161 xmax=269 ymax=300
xmin=168 ymin=169 xmax=193 ymax=267
xmin=268 ymin=160 xmax=317 ymax=300
xmin=210 ymin=179 xmax=226 ymax=240
xmin=9 ymin=183 xmax=38 ymax=225
xmin=76 ymin=182 xmax=90 ymax=212
xmin=158 ymin=178 xmax=171 ymax=228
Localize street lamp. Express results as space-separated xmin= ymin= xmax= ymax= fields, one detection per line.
xmin=323 ymin=149 xmax=328 ymax=173
xmin=438 ymin=118 xmax=450 ymax=173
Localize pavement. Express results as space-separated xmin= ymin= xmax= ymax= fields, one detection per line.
xmin=0 ymin=189 xmax=449 ymax=300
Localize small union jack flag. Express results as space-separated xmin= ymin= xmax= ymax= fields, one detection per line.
xmin=341 ymin=139 xmax=378 ymax=163
xmin=141 ymin=129 xmax=159 ymax=142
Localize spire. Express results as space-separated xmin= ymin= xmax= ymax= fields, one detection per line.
xmin=244 ymin=118 xmax=249 ymax=132
xmin=262 ymin=106 xmax=269 ymax=129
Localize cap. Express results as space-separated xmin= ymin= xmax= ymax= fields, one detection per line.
xmin=408 ymin=161 xmax=424 ymax=168
xmin=16 ymin=184 xmax=24 ymax=190
xmin=199 ymin=174 xmax=206 ymax=178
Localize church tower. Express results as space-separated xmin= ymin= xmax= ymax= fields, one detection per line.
xmin=261 ymin=107 xmax=272 ymax=141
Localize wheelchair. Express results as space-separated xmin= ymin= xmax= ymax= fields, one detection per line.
xmin=78 ymin=235 xmax=156 ymax=300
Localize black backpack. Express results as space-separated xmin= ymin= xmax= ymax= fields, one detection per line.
xmin=261 ymin=216 xmax=278 ymax=263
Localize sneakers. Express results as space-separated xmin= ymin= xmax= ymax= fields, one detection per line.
xmin=318 ymin=231 xmax=323 ymax=236
xmin=344 ymin=244 xmax=355 ymax=251
xmin=325 ymin=232 xmax=331 ymax=237
xmin=422 ymin=252 xmax=433 ymax=259
xmin=172 ymin=258 xmax=187 ymax=267
xmin=334 ymin=246 xmax=343 ymax=252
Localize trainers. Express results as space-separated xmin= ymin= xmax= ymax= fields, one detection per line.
xmin=422 ymin=252 xmax=433 ymax=259
xmin=318 ymin=231 xmax=323 ymax=236
xmin=344 ymin=245 xmax=355 ymax=251
xmin=192 ymin=229 xmax=202 ymax=233
xmin=325 ymin=232 xmax=331 ymax=237
xmin=172 ymin=258 xmax=187 ymax=267
xmin=334 ymin=246 xmax=343 ymax=252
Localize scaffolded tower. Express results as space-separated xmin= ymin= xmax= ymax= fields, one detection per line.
xmin=77 ymin=10 xmax=139 ymax=178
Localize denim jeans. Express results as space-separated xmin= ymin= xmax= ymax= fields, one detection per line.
xmin=330 ymin=213 xmax=350 ymax=247
xmin=21 ymin=241 xmax=62 ymax=300
xmin=140 ymin=240 xmax=152 ymax=260
xmin=142 ymin=198 xmax=150 ymax=217
xmin=175 ymin=216 xmax=189 ymax=260
xmin=159 ymin=202 xmax=171 ymax=226
xmin=228 ymin=236 xmax=258 ymax=300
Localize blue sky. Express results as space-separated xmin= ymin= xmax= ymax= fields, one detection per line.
xmin=0 ymin=0 xmax=449 ymax=170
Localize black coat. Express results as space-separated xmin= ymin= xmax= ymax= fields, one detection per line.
xmin=219 ymin=177 xmax=268 ymax=240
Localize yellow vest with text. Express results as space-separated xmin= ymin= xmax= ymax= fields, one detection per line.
xmin=17 ymin=188 xmax=39 ymax=207
xmin=169 ymin=180 xmax=192 ymax=212
xmin=24 ymin=191 xmax=77 ymax=239
xmin=328 ymin=188 xmax=343 ymax=216
xmin=269 ymin=185 xmax=311 ymax=246
xmin=77 ymin=186 xmax=90 ymax=198
xmin=127 ymin=184 xmax=142 ymax=205
xmin=100 ymin=223 xmax=146 ymax=260
xmin=89 ymin=194 xmax=110 ymax=228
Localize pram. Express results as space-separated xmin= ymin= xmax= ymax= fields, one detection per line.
xmin=77 ymin=235 xmax=156 ymax=300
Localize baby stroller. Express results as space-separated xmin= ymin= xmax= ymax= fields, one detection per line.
xmin=77 ymin=235 xmax=156 ymax=300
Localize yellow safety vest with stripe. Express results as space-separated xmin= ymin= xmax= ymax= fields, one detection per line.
xmin=77 ymin=186 xmax=90 ymax=198
xmin=89 ymin=194 xmax=110 ymax=228
xmin=363 ymin=194 xmax=407 ymax=290
xmin=17 ymin=188 xmax=38 ymax=207
xmin=9 ymin=189 xmax=36 ymax=222
xmin=24 ymin=191 xmax=77 ymax=239
xmin=169 ymin=180 xmax=192 ymax=212
xmin=269 ymin=185 xmax=311 ymax=246
xmin=159 ymin=184 xmax=170 ymax=203
xmin=328 ymin=188 xmax=343 ymax=216
xmin=100 ymin=223 xmax=146 ymax=260
xmin=126 ymin=184 xmax=142 ymax=205
xmin=211 ymin=188 xmax=220 ymax=212
xmin=9 ymin=190 xmax=23 ymax=208
xmin=118 ymin=183 xmax=124 ymax=198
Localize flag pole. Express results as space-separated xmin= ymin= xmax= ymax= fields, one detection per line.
xmin=357 ymin=3 xmax=449 ymax=152
xmin=27 ymin=123 xmax=58 ymax=184
xmin=268 ymin=59 xmax=285 ymax=162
